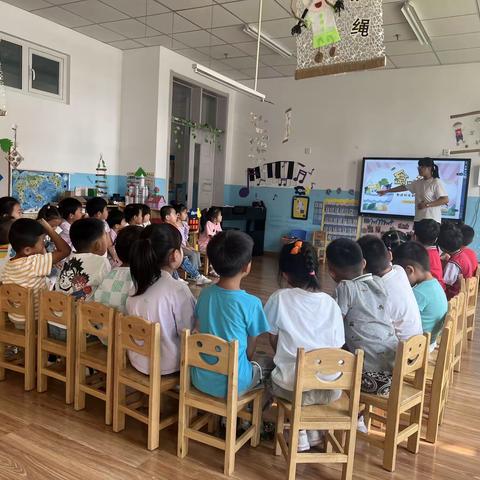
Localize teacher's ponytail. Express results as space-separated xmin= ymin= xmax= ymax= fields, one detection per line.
xmin=418 ymin=157 xmax=440 ymax=179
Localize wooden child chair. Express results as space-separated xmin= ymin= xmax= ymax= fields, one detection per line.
xmin=452 ymin=291 xmax=466 ymax=374
xmin=358 ymin=333 xmax=429 ymax=472
xmin=0 ymin=284 xmax=35 ymax=391
xmin=74 ymin=301 xmax=115 ymax=425
xmin=37 ymin=290 xmax=76 ymax=404
xmin=274 ymin=348 xmax=364 ymax=480
xmin=464 ymin=276 xmax=478 ymax=345
xmin=177 ymin=330 xmax=263 ymax=476
xmin=312 ymin=231 xmax=328 ymax=263
xmin=113 ymin=313 xmax=179 ymax=450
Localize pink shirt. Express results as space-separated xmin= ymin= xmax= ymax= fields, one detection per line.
xmin=59 ymin=221 xmax=73 ymax=249
xmin=198 ymin=221 xmax=222 ymax=252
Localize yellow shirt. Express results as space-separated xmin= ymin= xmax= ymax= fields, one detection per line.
xmin=1 ymin=253 xmax=53 ymax=326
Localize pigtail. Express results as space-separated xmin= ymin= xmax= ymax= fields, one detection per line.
xmin=303 ymin=245 xmax=321 ymax=291
xmin=130 ymin=236 xmax=161 ymax=296
xmin=432 ymin=162 xmax=440 ymax=179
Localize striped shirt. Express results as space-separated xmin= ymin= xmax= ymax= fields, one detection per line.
xmin=1 ymin=253 xmax=53 ymax=326
xmin=0 ymin=244 xmax=10 ymax=276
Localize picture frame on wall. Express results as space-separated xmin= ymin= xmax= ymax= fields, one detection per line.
xmin=291 ymin=195 xmax=310 ymax=220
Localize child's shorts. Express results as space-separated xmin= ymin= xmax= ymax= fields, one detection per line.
xmin=361 ymin=371 xmax=392 ymax=397
xmin=248 ymin=361 xmax=264 ymax=391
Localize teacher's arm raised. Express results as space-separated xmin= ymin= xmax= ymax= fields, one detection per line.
xmin=377 ymin=185 xmax=407 ymax=196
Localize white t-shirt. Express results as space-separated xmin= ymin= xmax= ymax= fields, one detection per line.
xmin=265 ymin=288 xmax=345 ymax=391
xmin=406 ymin=177 xmax=448 ymax=223
xmin=382 ymin=265 xmax=422 ymax=341
xmin=126 ymin=270 xmax=196 ymax=376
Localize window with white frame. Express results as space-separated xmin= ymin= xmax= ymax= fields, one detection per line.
xmin=0 ymin=33 xmax=69 ymax=103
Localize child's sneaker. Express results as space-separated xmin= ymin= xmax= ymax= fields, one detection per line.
xmin=357 ymin=415 xmax=368 ymax=433
xmin=306 ymin=430 xmax=324 ymax=448
xmin=297 ymin=430 xmax=310 ymax=452
xmin=195 ymin=275 xmax=212 ymax=286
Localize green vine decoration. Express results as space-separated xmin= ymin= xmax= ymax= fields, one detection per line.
xmin=0 ymin=138 xmax=12 ymax=153
xmin=172 ymin=116 xmax=224 ymax=152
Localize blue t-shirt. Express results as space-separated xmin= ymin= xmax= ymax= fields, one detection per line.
xmin=413 ymin=279 xmax=448 ymax=344
xmin=191 ymin=285 xmax=270 ymax=398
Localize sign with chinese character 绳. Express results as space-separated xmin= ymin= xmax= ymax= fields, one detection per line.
xmin=292 ymin=0 xmax=386 ymax=79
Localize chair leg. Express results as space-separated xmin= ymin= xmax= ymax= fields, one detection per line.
xmin=74 ymin=362 xmax=86 ymax=411
xmin=286 ymin=427 xmax=298 ymax=480
xmin=113 ymin=382 xmax=126 ymax=433
xmin=425 ymin=390 xmax=440 ymax=444
xmin=147 ymin=391 xmax=160 ymax=451
xmin=0 ymin=342 xmax=5 ymax=381
xmin=224 ymin=411 xmax=237 ymax=476
xmin=363 ymin=404 xmax=372 ymax=432
xmin=24 ymin=332 xmax=36 ymax=392
xmin=383 ymin=409 xmax=400 ymax=472
xmin=208 ymin=414 xmax=219 ymax=434
xmin=65 ymin=353 xmax=75 ymax=405
xmin=274 ymin=403 xmax=285 ymax=456
xmin=406 ymin=404 xmax=422 ymax=454
xmin=341 ymin=430 xmax=356 ymax=480
xmin=177 ymin=401 xmax=189 ymax=458
xmin=251 ymin=394 xmax=262 ymax=447
xmin=37 ymin=347 xmax=48 ymax=393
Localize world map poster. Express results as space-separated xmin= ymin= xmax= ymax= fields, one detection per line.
xmin=12 ymin=170 xmax=70 ymax=211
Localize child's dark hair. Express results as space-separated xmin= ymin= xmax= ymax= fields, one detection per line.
xmin=175 ymin=204 xmax=188 ymax=214
xmin=0 ymin=216 xmax=15 ymax=244
xmin=70 ymin=218 xmax=105 ymax=253
xmin=326 ymin=238 xmax=364 ymax=276
xmin=382 ymin=230 xmax=409 ymax=252
xmin=130 ymin=223 xmax=182 ymax=296
xmin=58 ymin=197 xmax=82 ymax=220
xmin=37 ymin=203 xmax=61 ymax=222
xmin=115 ymin=225 xmax=143 ymax=265
xmin=9 ymin=218 xmax=45 ymax=252
xmin=201 ymin=207 xmax=221 ymax=231
xmin=357 ymin=235 xmax=391 ymax=276
xmin=418 ymin=157 xmax=439 ymax=179
xmin=124 ymin=203 xmax=142 ymax=223
xmin=86 ymin=197 xmax=107 ymax=217
xmin=160 ymin=205 xmax=176 ymax=221
xmin=207 ymin=230 xmax=253 ymax=278
xmin=107 ymin=208 xmax=124 ymax=229
xmin=438 ymin=223 xmax=463 ymax=253
xmin=414 ymin=219 xmax=440 ymax=246
xmin=460 ymin=224 xmax=475 ymax=246
xmin=279 ymin=241 xmax=320 ymax=291
xmin=393 ymin=241 xmax=430 ymax=272
xmin=140 ymin=204 xmax=151 ymax=218
xmin=0 ymin=196 xmax=20 ymax=218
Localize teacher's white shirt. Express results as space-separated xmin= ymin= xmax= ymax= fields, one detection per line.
xmin=406 ymin=177 xmax=447 ymax=223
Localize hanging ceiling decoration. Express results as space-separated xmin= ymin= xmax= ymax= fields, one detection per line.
xmin=291 ymin=0 xmax=386 ymax=79
xmin=0 ymin=61 xmax=7 ymax=116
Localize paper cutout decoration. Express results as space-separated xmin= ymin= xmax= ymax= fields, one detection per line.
xmin=292 ymin=195 xmax=310 ymax=220
xmin=292 ymin=0 xmax=386 ymax=79
xmin=450 ymin=110 xmax=480 ymax=154
xmin=283 ymin=108 xmax=292 ymax=143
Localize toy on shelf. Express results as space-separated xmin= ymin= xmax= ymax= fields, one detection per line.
xmin=321 ymin=198 xmax=360 ymax=242
xmin=125 ymin=167 xmax=154 ymax=205
xmin=95 ymin=154 xmax=108 ymax=198
xmin=146 ymin=187 xmax=166 ymax=209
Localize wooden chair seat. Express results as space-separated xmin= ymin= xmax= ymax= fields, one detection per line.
xmin=113 ymin=314 xmax=180 ymax=450
xmin=361 ymin=384 xmax=422 ymax=414
xmin=80 ymin=341 xmax=108 ymax=371
xmin=277 ymin=393 xmax=352 ymax=427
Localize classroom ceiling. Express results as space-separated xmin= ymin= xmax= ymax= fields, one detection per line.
xmin=4 ymin=0 xmax=480 ymax=80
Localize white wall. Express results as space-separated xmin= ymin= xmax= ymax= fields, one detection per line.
xmin=229 ymin=63 xmax=480 ymax=195
xmin=0 ymin=2 xmax=122 ymax=177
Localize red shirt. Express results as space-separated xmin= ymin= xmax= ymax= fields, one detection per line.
xmin=427 ymin=246 xmax=445 ymax=291
xmin=463 ymin=247 xmax=478 ymax=275
xmin=445 ymin=249 xmax=474 ymax=300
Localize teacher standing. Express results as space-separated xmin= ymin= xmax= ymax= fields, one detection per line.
xmin=378 ymin=158 xmax=449 ymax=225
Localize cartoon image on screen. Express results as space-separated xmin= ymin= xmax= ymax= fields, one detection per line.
xmin=359 ymin=158 xmax=470 ymax=220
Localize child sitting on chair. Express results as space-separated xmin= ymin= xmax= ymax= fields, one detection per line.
xmin=127 ymin=224 xmax=195 ymax=375
xmin=175 ymin=204 xmax=202 ymax=272
xmin=438 ymin=223 xmax=473 ymax=300
xmin=198 ymin=207 xmax=222 ymax=253
xmin=58 ymin=198 xmax=83 ymax=250
xmin=0 ymin=216 xmax=15 ymax=275
xmin=460 ymin=223 xmax=478 ymax=275
xmin=94 ymin=225 xmax=143 ymax=314
xmin=106 ymin=208 xmax=127 ymax=244
xmin=414 ymin=219 xmax=445 ymax=290
xmin=124 ymin=203 xmax=144 ymax=226
xmin=393 ymin=241 xmax=448 ymax=352
xmin=357 ymin=235 xmax=422 ymax=342
xmin=1 ymin=218 xmax=70 ymax=331
xmin=161 ymin=205 xmax=211 ymax=286
xmin=192 ymin=230 xmax=270 ymax=398
xmin=0 ymin=196 xmax=22 ymax=220
xmin=326 ymin=238 xmax=398 ymax=397
xmin=266 ymin=240 xmax=344 ymax=452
